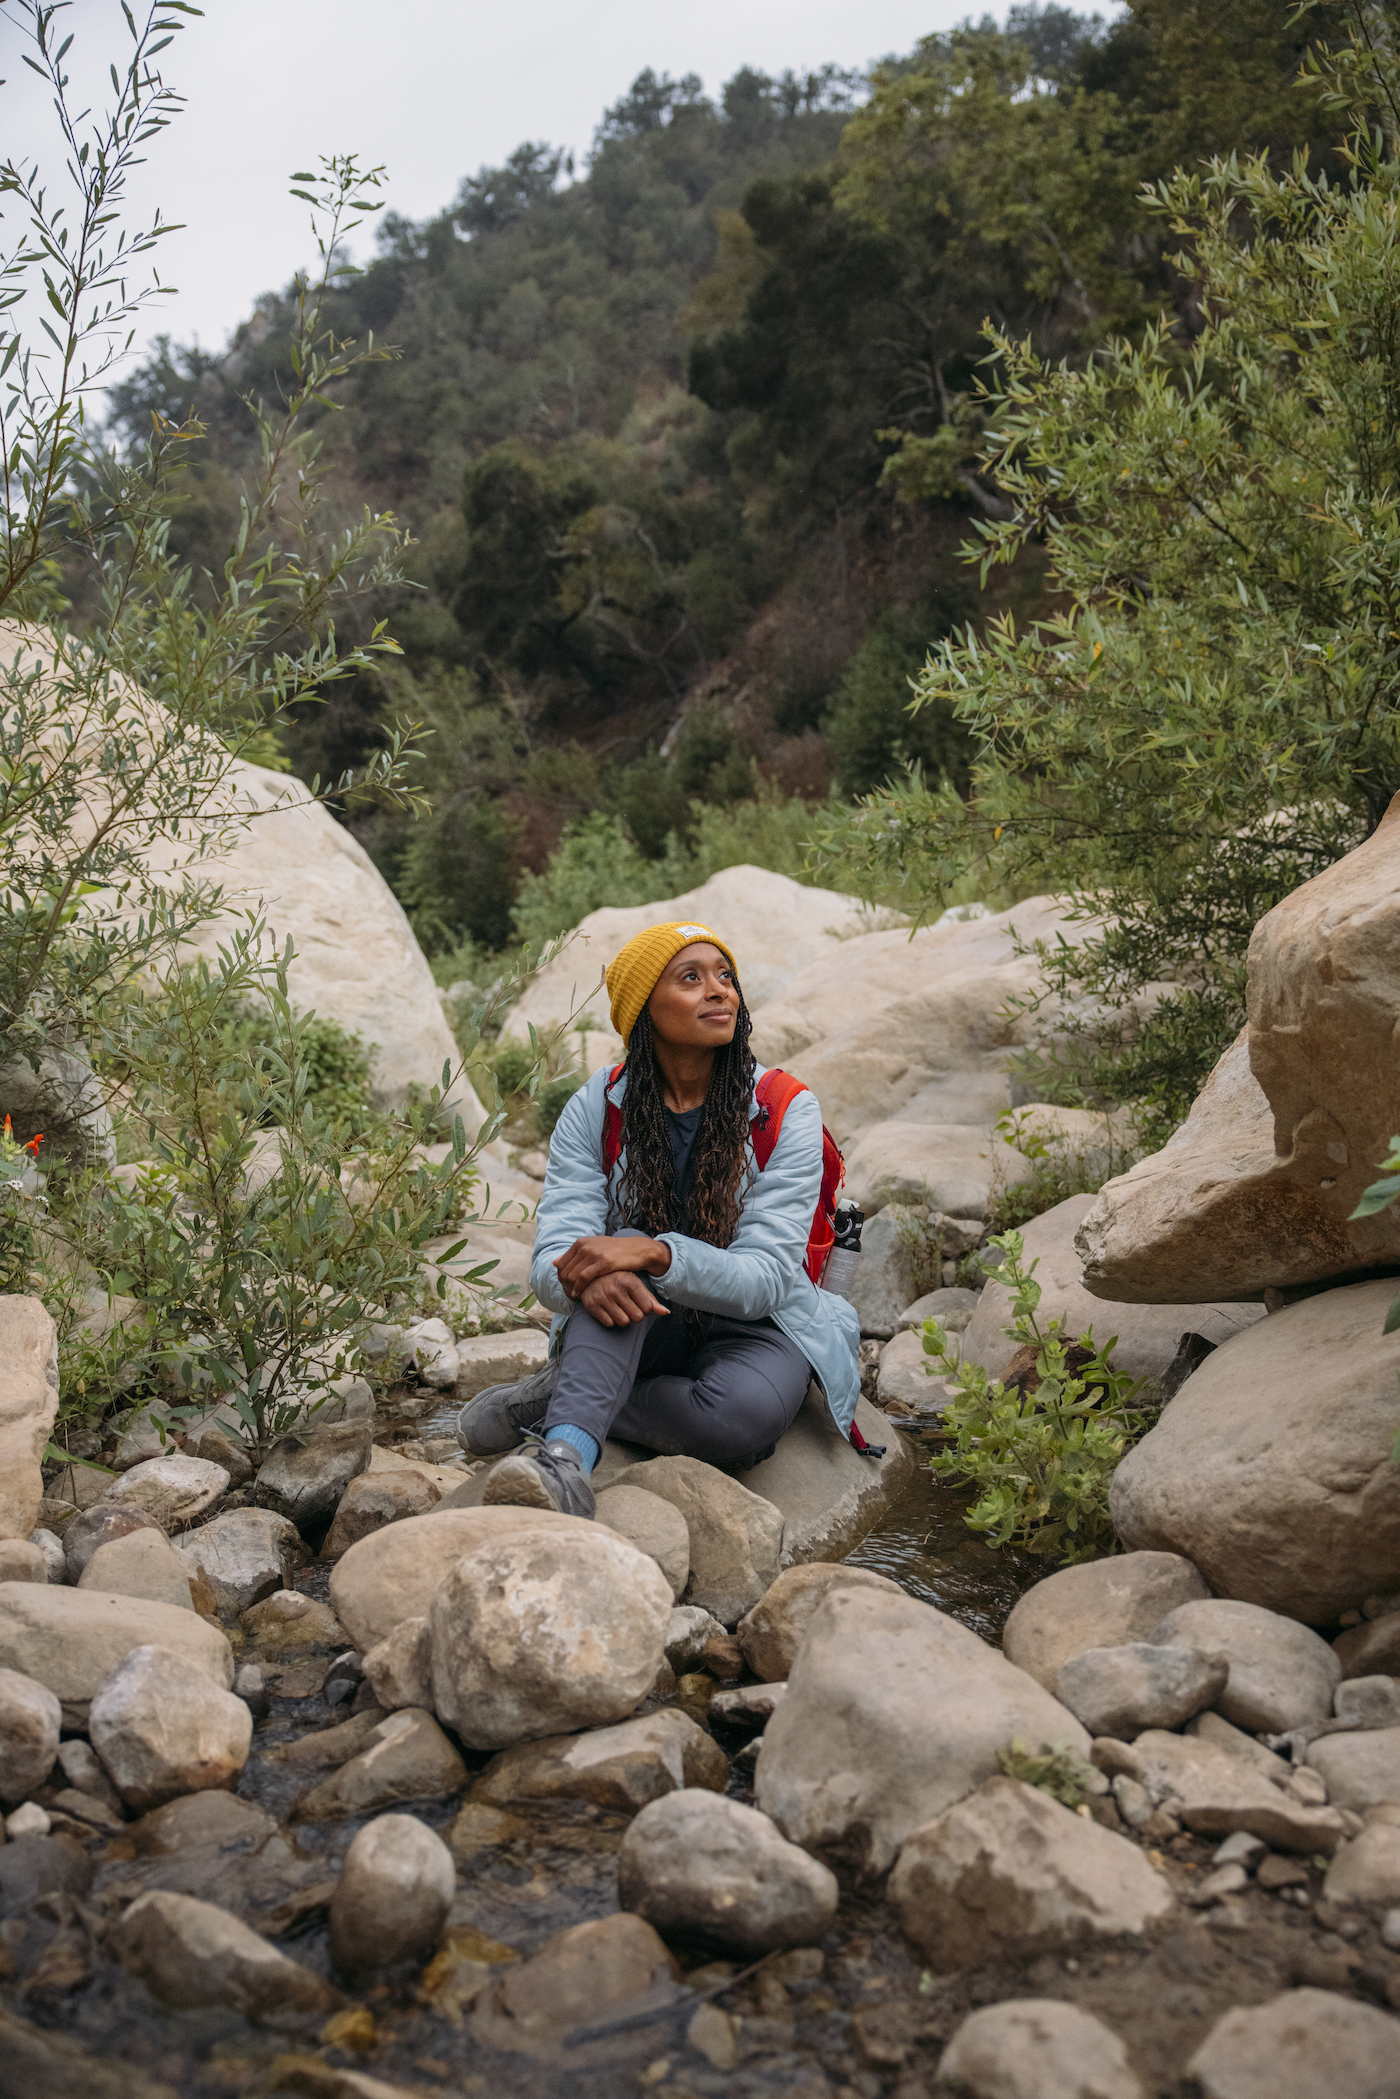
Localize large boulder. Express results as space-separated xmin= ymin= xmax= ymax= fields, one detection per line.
xmin=254 ymin=1421 xmax=371 ymax=1536
xmin=322 ymin=1468 xmax=443 ymax=1560
xmin=592 ymin=1485 xmax=689 ymax=1600
xmin=78 ymin=1528 xmax=194 ymax=1611
xmin=843 ymin=1123 xmax=1033 ymax=1222
xmin=88 ymin=1644 xmax=252 ymax=1810
xmin=1002 ymin=1551 xmax=1211 ymax=1692
xmin=329 ymin=1507 xmax=563 ymax=1652
xmin=961 ymin=1195 xmax=1265 ymax=1388
xmin=1148 ymin=1599 xmax=1341 ymax=1733
xmin=0 ymin=1582 xmax=232 ymax=1728
xmin=1080 ymin=796 xmax=1400 ymax=1305
xmin=754 ymin=1585 xmax=1090 ymax=1877
xmin=731 ymin=1386 xmax=913 ymax=1565
xmin=173 ymin=1507 xmax=306 ymax=1619
xmin=617 ymin=1790 xmax=839 ymax=1955
xmin=1110 ymin=1281 xmax=1400 ymax=1623
xmin=1186 ymin=1989 xmax=1400 ymax=2099
xmin=473 ymin=1710 xmax=728 ymax=1813
xmin=111 ymin=1888 xmax=341 ymax=2025
xmin=428 ymin=1526 xmax=672 ymax=1750
xmin=103 ymin=1453 xmax=229 ymax=1532
xmin=603 ymin=1454 xmax=782 ymax=1624
xmin=0 ymin=1297 xmax=59 ymax=1540
xmin=887 ymin=1776 xmax=1173 ymax=1970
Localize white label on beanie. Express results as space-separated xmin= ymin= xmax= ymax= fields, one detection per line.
xmin=676 ymin=925 xmax=708 ymax=938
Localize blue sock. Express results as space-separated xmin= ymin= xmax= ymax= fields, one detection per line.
xmin=548 ymin=1423 xmax=600 ymax=1472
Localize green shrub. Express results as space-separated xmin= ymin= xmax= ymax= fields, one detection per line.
xmin=538 ymin=1070 xmax=585 ymax=1138
xmin=491 ymin=1043 xmax=536 ymax=1100
xmin=997 ymin=1738 xmax=1096 ymax=1807
xmin=924 ymin=1229 xmax=1148 ymax=1563
xmin=223 ymin=1002 xmax=373 ymax=1124
xmin=985 ymin=1107 xmax=1137 ymax=1237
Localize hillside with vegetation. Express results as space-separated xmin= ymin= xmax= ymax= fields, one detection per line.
xmin=106 ymin=2 xmax=1350 ymax=1001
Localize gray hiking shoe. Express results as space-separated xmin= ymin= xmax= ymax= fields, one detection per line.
xmin=482 ymin=1437 xmax=596 ymax=1520
xmin=455 ymin=1356 xmax=561 ymax=1457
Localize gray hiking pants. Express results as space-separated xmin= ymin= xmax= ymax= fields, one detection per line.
xmin=543 ymin=1240 xmax=812 ymax=1468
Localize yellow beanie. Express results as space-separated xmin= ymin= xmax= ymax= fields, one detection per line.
xmin=605 ymin=921 xmax=740 ymax=1047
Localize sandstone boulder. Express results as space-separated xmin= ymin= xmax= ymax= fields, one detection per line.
xmin=618 ymin=1790 xmax=839 ymax=1954
xmin=1002 ymin=1551 xmax=1211 ymax=1693
xmin=111 ymin=1887 xmax=341 ymax=2025
xmin=844 ymin=1123 xmax=1032 ymax=1222
xmin=474 ymin=1709 xmax=727 ymax=1813
xmin=603 ymin=1454 xmax=781 ymax=1624
xmin=1128 ymin=1731 xmax=1345 ymax=1853
xmin=754 ymin=1586 xmax=1090 ymax=1876
xmin=850 ymin=1204 xmax=945 ymax=1338
xmin=1335 ymin=1615 xmax=1400 ymax=1681
xmin=1149 ymin=1599 xmax=1341 ymax=1733
xmin=1056 ymin=1644 xmax=1228 ymax=1741
xmin=0 ymin=1296 xmax=59 ymax=1541
xmin=88 ymin=1644 xmax=252 ymax=1810
xmin=79 ymin=1528 xmax=193 ymax=1611
xmin=363 ymin=1617 xmax=433 ymax=1713
xmin=877 ymin=1325 xmax=956 ymax=1415
xmin=900 ymin=1285 xmax=983 ymax=1334
xmin=962 ymin=1194 xmax=1265 ymax=1388
xmin=735 ymin=1384 xmax=913 ymax=1563
xmin=1187 ymin=1988 xmax=1400 ymax=2099
xmin=322 ymin=1469 xmax=442 ymax=1560
xmin=889 ymin=1777 xmax=1172 ymax=1971
xmin=1111 ymin=1282 xmax=1400 ymax=1624
xmin=329 ymin=1814 xmax=455 ymax=1980
xmin=173 ymin=1507 xmax=306 ymax=1618
xmin=1081 ymin=798 xmax=1400 ymax=1305
xmin=453 ymin=1327 xmax=551 ymax=1398
xmin=104 ymin=1453 xmax=229 ymax=1532
xmin=0 ymin=1583 xmax=233 ymax=1727
xmin=295 ymin=1708 xmax=468 ymax=1820
xmin=0 ymin=1539 xmax=45 ymax=1584
xmin=1307 ymin=1727 xmax=1400 ymax=1811
xmin=429 ymin=1526 xmax=672 ymax=1750
xmin=329 ymin=1507 xmax=561 ymax=1651
xmin=255 ymin=1421 xmax=371 ymax=1535
xmin=64 ymin=1502 xmax=164 ymax=1581
xmin=472 ymin=1911 xmax=680 ymax=2048
xmin=935 ymin=2000 xmax=1145 ymax=2099
xmin=0 ymin=1668 xmax=60 ymax=1804
xmin=592 ymin=1484 xmax=689 ymax=1600
xmin=665 ymin=1604 xmax=728 ymax=1672
xmin=737 ymin=1561 xmax=904 ymax=1683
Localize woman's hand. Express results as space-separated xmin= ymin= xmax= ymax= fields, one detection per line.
xmin=554 ymin=1233 xmax=672 ymax=1295
xmin=579 ymin=1272 xmax=669 ymax=1327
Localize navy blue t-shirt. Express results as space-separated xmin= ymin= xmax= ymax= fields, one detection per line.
xmin=665 ymin=1103 xmax=704 ymax=1230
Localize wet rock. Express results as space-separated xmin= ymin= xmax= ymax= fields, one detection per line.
xmin=173 ymin=1506 xmax=307 ymax=1618
xmin=233 ymin=1662 xmax=270 ymax=1717
xmin=593 ymin=1484 xmax=690 ymax=1600
xmin=78 ymin=1527 xmax=193 ymax=1610
xmin=0 ymin=2002 xmax=177 ymax=2099
xmin=0 ymin=1667 xmax=60 ymax=1803
xmin=264 ymin=1706 xmax=387 ymax=1773
xmin=1335 ymin=1614 xmax=1400 ymax=1681
xmin=1150 ymin=1599 xmax=1341 ymax=1733
xmin=30 ymin=1529 xmax=64 ymax=1582
xmin=455 ymin=1328 xmax=550 ymax=1398
xmin=329 ymin=1813 xmax=455 ymax=1978
xmin=322 ymin=1470 xmax=441 ymax=1559
xmin=1111 ymin=1280 xmax=1400 ymax=1625
xmin=618 ymin=1789 xmax=838 ymax=1954
xmin=89 ymin=1643 xmax=252 ymax=1810
xmin=129 ymin=1787 xmax=278 ymax=1856
xmin=1186 ymin=1987 xmax=1400 ymax=2099
xmin=429 ymin=1525 xmax=672 ymax=1751
xmin=111 ymin=1888 xmax=342 ymax=2025
xmin=255 ymin=1422 xmax=371 ymax=1536
xmin=1307 ymin=1726 xmax=1400 ymax=1810
xmin=889 ymin=1776 xmax=1173 ymax=1970
xmin=405 ymin=1317 xmax=459 ymax=1390
xmin=473 ymin=1911 xmax=679 ymax=2047
xmin=363 ymin=1616 xmax=433 ymax=1712
xmin=0 ymin=1581 xmax=233 ymax=1728
xmin=1323 ymin=1822 xmax=1400 ymax=1904
xmin=264 ymin=2065 xmax=425 ymax=2099
xmin=0 ymin=1296 xmax=59 ymax=1542
xmin=737 ymin=1561 xmax=905 ymax=1682
xmin=755 ymin=1585 xmax=1090 ymax=1876
xmin=603 ymin=1453 xmax=781 ymax=1624
xmin=329 ymin=1507 xmax=561 ymax=1651
xmin=1333 ymin=1675 xmax=1400 ymax=1730
xmin=1056 ymin=1644 xmax=1229 ymax=1740
xmin=474 ymin=1709 xmax=728 ymax=1812
xmin=710 ymin=1682 xmax=786 ymax=1736
xmin=103 ymin=1453 xmax=230 ymax=1531
xmin=0 ymin=1540 xmax=46 ymax=1584
xmin=1130 ymin=1731 xmax=1345 ymax=1853
xmin=241 ymin=1589 xmax=342 ymax=1651
xmin=56 ymin=1737 xmax=124 ymax=1814
xmin=295 ymin=1707 xmax=467 ymax=1819
xmin=935 ymin=1999 xmax=1145 ymax=2099
xmin=1002 ymin=1551 xmax=1210 ymax=1693
xmin=0 ymin=1832 xmax=91 ymax=1916
xmin=665 ymin=1604 xmax=728 ymax=1672
xmin=63 ymin=1503 xmax=164 ymax=1583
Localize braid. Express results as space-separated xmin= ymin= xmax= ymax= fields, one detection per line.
xmin=614 ymin=994 xmax=756 ymax=1246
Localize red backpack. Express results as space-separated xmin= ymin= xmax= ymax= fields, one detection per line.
xmin=601 ymin=1064 xmax=844 ymax=1285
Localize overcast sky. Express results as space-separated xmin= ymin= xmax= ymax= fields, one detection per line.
xmin=3 ymin=0 xmax=1034 ymax=376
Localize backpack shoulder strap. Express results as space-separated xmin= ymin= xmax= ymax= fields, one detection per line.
xmin=751 ymin=1067 xmax=809 ymax=1172
xmin=601 ymin=1063 xmax=626 ymax=1176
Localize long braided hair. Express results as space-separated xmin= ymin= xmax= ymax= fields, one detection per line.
xmin=613 ymin=993 xmax=756 ymax=1246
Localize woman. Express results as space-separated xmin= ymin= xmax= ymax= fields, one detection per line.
xmin=456 ymin=919 xmax=861 ymax=1517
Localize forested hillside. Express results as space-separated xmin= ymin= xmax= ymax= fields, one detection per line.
xmin=108 ymin=0 xmax=1349 ymax=960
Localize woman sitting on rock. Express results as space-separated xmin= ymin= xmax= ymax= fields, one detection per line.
xmin=456 ymin=920 xmax=861 ymax=1517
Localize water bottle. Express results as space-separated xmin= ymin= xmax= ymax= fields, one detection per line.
xmin=822 ymin=1198 xmax=864 ymax=1299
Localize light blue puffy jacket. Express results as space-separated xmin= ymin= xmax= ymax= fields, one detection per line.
xmin=529 ymin=1060 xmax=861 ymax=1434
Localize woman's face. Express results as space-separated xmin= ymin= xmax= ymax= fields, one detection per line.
xmin=646 ymin=942 xmax=739 ymax=1050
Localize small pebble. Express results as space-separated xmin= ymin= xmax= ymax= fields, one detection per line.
xmin=1214 ymin=1831 xmax=1266 ymax=1869
xmin=6 ymin=1802 xmax=50 ymax=1838
xmin=1381 ymin=1909 xmax=1400 ymax=1951
xmin=1257 ymin=1852 xmax=1310 ymax=1891
xmin=232 ymin=1664 xmax=270 ymax=1719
